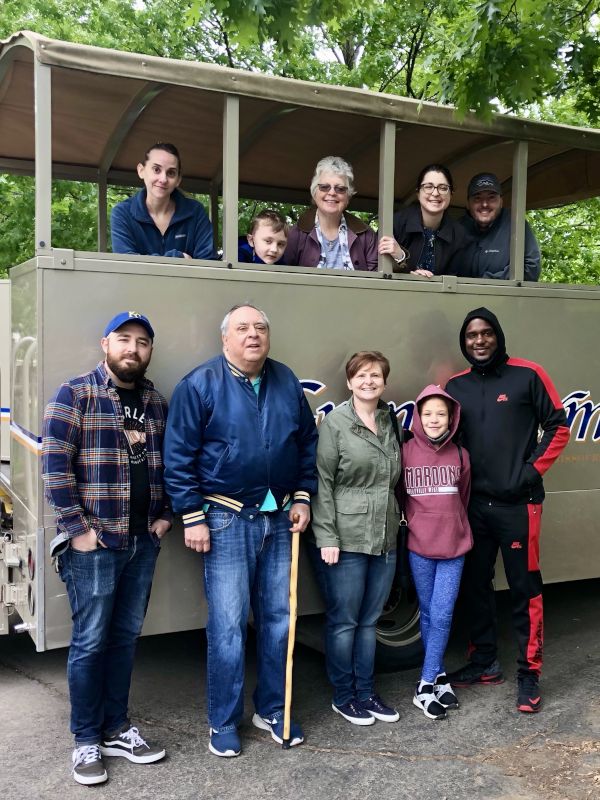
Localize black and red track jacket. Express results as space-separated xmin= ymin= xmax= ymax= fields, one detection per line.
xmin=445 ymin=308 xmax=570 ymax=505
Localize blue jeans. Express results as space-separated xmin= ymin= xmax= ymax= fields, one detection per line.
xmin=409 ymin=552 xmax=464 ymax=683
xmin=317 ymin=549 xmax=396 ymax=706
xmin=203 ymin=509 xmax=292 ymax=732
xmin=58 ymin=534 xmax=159 ymax=745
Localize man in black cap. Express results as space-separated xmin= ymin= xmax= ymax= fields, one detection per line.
xmin=460 ymin=172 xmax=541 ymax=280
xmin=42 ymin=311 xmax=171 ymax=785
xmin=445 ymin=308 xmax=569 ymax=712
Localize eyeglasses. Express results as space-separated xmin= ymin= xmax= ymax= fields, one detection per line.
xmin=317 ymin=183 xmax=349 ymax=195
xmin=420 ymin=183 xmax=451 ymax=196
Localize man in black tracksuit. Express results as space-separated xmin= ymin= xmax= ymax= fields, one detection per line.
xmin=445 ymin=307 xmax=570 ymax=712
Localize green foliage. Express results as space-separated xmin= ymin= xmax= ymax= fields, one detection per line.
xmin=531 ymin=201 xmax=600 ymax=285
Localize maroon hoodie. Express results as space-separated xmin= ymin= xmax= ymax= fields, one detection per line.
xmin=402 ymin=385 xmax=473 ymax=559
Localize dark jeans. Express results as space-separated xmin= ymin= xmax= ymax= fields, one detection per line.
xmin=203 ymin=509 xmax=292 ymax=732
xmin=58 ymin=534 xmax=159 ymax=745
xmin=465 ymin=498 xmax=544 ymax=677
xmin=315 ymin=547 xmax=396 ymax=706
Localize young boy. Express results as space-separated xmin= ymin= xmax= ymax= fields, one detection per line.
xmin=238 ymin=209 xmax=288 ymax=265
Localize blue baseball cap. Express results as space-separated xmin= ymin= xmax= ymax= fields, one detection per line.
xmin=104 ymin=311 xmax=155 ymax=340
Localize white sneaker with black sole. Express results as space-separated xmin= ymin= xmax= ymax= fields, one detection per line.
xmin=413 ymin=683 xmax=447 ymax=720
xmin=72 ymin=744 xmax=108 ymax=785
xmin=100 ymin=725 xmax=166 ymax=763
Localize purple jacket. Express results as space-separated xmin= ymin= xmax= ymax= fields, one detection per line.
xmin=284 ymin=209 xmax=378 ymax=270
xmin=402 ymin=385 xmax=473 ymax=559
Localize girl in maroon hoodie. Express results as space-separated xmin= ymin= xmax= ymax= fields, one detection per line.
xmin=402 ymin=385 xmax=473 ymax=719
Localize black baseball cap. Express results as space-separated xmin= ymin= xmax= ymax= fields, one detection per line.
xmin=467 ymin=173 xmax=502 ymax=197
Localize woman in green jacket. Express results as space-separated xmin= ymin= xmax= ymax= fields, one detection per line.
xmin=311 ymin=351 xmax=401 ymax=726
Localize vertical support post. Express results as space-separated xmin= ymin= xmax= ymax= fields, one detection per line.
xmin=509 ymin=140 xmax=528 ymax=281
xmin=34 ymin=61 xmax=52 ymax=254
xmin=222 ymin=95 xmax=240 ymax=264
xmin=377 ymin=120 xmax=396 ymax=273
xmin=98 ymin=172 xmax=108 ymax=252
xmin=209 ymin=181 xmax=220 ymax=252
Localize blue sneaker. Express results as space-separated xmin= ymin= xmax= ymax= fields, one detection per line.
xmin=332 ymin=700 xmax=375 ymax=726
xmin=359 ymin=694 xmax=400 ymax=722
xmin=251 ymin=713 xmax=304 ymax=746
xmin=208 ymin=728 xmax=241 ymax=758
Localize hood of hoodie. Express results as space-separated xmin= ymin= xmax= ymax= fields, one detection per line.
xmin=412 ymin=384 xmax=461 ymax=448
xmin=459 ymin=306 xmax=508 ymax=372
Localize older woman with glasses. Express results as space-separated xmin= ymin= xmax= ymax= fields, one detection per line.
xmin=284 ymin=156 xmax=379 ymax=270
xmin=379 ymin=164 xmax=471 ymax=278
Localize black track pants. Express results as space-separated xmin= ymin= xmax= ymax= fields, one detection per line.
xmin=464 ymin=498 xmax=544 ymax=677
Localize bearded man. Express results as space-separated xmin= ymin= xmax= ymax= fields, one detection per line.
xmin=42 ymin=311 xmax=171 ymax=785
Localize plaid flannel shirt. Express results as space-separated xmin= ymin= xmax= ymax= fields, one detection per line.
xmin=42 ymin=361 xmax=171 ymax=551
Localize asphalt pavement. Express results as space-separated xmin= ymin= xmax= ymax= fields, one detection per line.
xmin=1 ymin=579 xmax=599 ymax=800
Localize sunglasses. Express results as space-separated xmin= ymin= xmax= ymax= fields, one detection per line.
xmin=317 ymin=183 xmax=349 ymax=195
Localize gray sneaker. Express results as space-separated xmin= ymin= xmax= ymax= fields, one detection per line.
xmin=100 ymin=725 xmax=166 ymax=763
xmin=72 ymin=744 xmax=108 ymax=785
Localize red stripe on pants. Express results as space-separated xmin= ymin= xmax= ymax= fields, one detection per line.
xmin=526 ymin=504 xmax=543 ymax=674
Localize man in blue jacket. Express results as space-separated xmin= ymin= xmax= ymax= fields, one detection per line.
xmin=164 ymin=304 xmax=318 ymax=758
xmin=460 ymin=173 xmax=541 ymax=281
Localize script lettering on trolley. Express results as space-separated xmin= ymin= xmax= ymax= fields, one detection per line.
xmin=300 ymin=382 xmax=599 ymax=443
xmin=562 ymin=391 xmax=600 ymax=442
xmin=299 ymin=379 xmax=416 ymax=429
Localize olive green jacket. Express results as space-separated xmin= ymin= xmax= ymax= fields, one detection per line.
xmin=311 ymin=399 xmax=401 ymax=554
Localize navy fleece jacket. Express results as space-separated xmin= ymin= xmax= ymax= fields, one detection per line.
xmin=111 ymin=188 xmax=215 ymax=259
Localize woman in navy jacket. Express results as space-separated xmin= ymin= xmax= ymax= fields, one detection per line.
xmin=111 ymin=143 xmax=215 ymax=260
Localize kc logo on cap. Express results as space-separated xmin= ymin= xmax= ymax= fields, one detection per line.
xmin=104 ymin=311 xmax=155 ymax=340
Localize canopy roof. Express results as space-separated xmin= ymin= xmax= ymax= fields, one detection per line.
xmin=1 ymin=30 xmax=599 ymax=209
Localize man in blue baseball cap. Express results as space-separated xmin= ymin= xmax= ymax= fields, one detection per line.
xmin=460 ymin=172 xmax=541 ymax=281
xmin=42 ymin=311 xmax=170 ymax=785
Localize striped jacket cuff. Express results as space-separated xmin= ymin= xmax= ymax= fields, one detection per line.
xmin=182 ymin=509 xmax=206 ymax=528
xmin=293 ymin=490 xmax=311 ymax=505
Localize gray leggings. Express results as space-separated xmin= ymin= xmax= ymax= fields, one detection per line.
xmin=409 ymin=551 xmax=465 ymax=683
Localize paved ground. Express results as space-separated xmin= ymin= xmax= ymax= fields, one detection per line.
xmin=1 ymin=579 xmax=599 ymax=800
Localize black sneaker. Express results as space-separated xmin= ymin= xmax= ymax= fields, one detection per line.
xmin=359 ymin=694 xmax=400 ymax=723
xmin=447 ymin=660 xmax=504 ymax=687
xmin=101 ymin=725 xmax=166 ymax=763
xmin=72 ymin=744 xmax=108 ymax=785
xmin=434 ymin=674 xmax=459 ymax=709
xmin=332 ymin=700 xmax=375 ymax=725
xmin=413 ymin=683 xmax=447 ymax=720
xmin=517 ymin=674 xmax=542 ymax=713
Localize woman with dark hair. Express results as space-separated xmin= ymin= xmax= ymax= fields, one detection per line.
xmin=379 ymin=164 xmax=470 ymax=277
xmin=111 ymin=142 xmax=214 ymax=260
xmin=311 ymin=351 xmax=401 ymax=726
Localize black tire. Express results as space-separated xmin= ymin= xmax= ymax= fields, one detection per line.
xmin=375 ymin=582 xmax=422 ymax=672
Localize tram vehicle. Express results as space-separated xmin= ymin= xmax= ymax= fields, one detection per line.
xmin=0 ymin=31 xmax=598 ymax=668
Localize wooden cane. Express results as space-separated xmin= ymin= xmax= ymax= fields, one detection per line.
xmin=282 ymin=512 xmax=301 ymax=749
